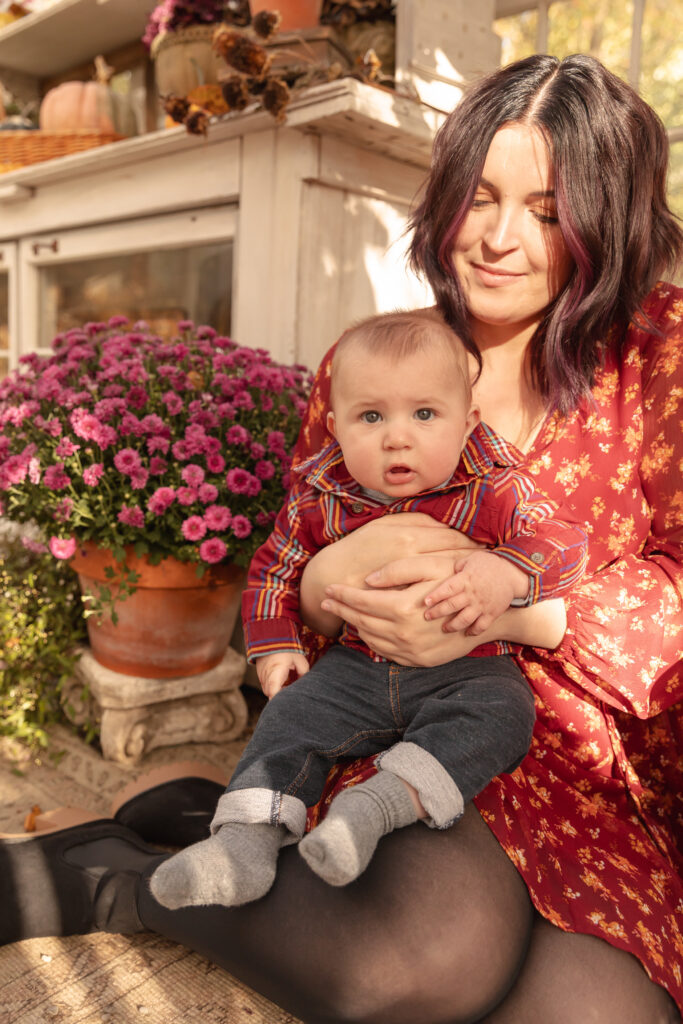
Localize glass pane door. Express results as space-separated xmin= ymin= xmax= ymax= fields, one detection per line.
xmin=39 ymin=242 xmax=232 ymax=343
xmin=21 ymin=206 xmax=236 ymax=358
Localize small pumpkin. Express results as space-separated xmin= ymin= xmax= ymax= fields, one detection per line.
xmin=39 ymin=56 xmax=137 ymax=136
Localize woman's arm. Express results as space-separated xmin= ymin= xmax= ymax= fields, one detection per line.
xmin=536 ymin=317 xmax=683 ymax=717
xmin=318 ymin=570 xmax=566 ymax=666
xmin=299 ymin=514 xmax=480 ymax=636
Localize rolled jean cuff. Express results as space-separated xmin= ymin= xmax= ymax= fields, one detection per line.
xmin=210 ymin=788 xmax=307 ymax=844
xmin=377 ymin=741 xmax=465 ymax=829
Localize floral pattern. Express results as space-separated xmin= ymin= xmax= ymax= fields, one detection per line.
xmin=297 ymin=282 xmax=683 ymax=1012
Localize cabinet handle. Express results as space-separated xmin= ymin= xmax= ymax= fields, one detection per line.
xmin=32 ymin=239 xmax=59 ymax=256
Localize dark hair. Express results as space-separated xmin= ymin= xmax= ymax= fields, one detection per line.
xmin=409 ymin=53 xmax=683 ymax=414
xmin=331 ymin=307 xmax=471 ymax=401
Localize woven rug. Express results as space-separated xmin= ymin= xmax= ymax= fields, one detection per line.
xmin=0 ymin=933 xmax=302 ymax=1024
xmin=0 ymin=711 xmax=303 ymax=1024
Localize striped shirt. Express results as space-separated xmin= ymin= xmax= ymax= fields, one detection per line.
xmin=243 ymin=421 xmax=588 ymax=661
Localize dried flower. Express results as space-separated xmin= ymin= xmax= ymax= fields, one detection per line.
xmin=251 ymin=9 xmax=281 ymax=39
xmin=356 ymin=47 xmax=381 ymax=82
xmin=213 ymin=25 xmax=271 ymax=76
xmin=184 ymin=106 xmax=211 ymax=134
xmin=221 ymin=74 xmax=250 ymax=110
xmin=162 ymin=94 xmax=191 ymax=123
xmin=261 ymin=77 xmax=290 ymax=122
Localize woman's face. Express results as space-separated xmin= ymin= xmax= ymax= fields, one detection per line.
xmin=452 ymin=123 xmax=573 ymax=346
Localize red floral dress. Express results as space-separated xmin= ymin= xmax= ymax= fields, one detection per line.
xmin=295 ymin=282 xmax=683 ymax=1012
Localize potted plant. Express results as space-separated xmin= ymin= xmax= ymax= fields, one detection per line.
xmin=0 ymin=318 xmax=312 ymax=678
xmin=144 ymin=0 xmax=251 ymax=97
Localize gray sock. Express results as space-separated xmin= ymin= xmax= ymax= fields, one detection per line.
xmin=298 ymin=770 xmax=418 ymax=886
xmin=148 ymin=821 xmax=286 ymax=909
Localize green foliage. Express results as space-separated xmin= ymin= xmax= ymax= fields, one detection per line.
xmin=0 ymin=531 xmax=87 ymax=750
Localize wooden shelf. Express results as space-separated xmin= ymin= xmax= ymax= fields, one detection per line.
xmin=0 ymin=0 xmax=150 ymax=77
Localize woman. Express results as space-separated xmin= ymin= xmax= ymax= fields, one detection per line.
xmin=2 ymin=53 xmax=682 ymax=1023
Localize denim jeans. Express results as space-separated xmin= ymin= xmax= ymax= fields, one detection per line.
xmin=213 ymin=645 xmax=535 ymax=840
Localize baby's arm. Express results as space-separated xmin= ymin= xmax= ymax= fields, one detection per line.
xmin=424 ymin=549 xmax=530 ymax=635
xmin=255 ymin=652 xmax=310 ymax=699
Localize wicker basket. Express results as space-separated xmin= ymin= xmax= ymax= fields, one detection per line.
xmin=0 ymin=131 xmax=124 ymax=173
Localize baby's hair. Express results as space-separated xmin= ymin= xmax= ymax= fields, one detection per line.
xmin=331 ymin=308 xmax=472 ymax=401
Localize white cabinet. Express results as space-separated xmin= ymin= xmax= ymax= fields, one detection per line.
xmin=0 ymin=242 xmax=17 ymax=376
xmin=0 ymin=79 xmax=441 ymax=375
xmin=0 ymin=0 xmax=151 ymax=77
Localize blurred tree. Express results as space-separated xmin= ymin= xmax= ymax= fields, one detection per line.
xmin=495 ymin=0 xmax=683 ymax=223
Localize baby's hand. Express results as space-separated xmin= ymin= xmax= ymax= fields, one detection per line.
xmin=255 ymin=652 xmax=310 ymax=699
xmin=423 ymin=551 xmax=530 ymax=635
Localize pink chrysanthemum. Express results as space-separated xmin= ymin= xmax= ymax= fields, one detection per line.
xmin=198 ymin=482 xmax=219 ymax=504
xmin=43 ymin=463 xmax=70 ymax=491
xmin=114 ymin=448 xmax=142 ymax=475
xmin=83 ymin=463 xmax=104 ymax=486
xmin=49 ymin=536 xmax=76 ymax=559
xmin=255 ymin=459 xmax=275 ymax=480
xmin=182 ymin=464 xmax=205 ymax=487
xmin=181 ymin=515 xmax=207 ymax=541
xmin=147 ymin=487 xmax=176 ymax=515
xmin=118 ymin=505 xmax=145 ymax=528
xmin=204 ymin=504 xmax=232 ymax=531
xmin=199 ymin=537 xmax=227 ymax=564
xmin=225 ymin=467 xmax=252 ymax=494
xmin=177 ymin=486 xmax=198 ymax=506
xmin=231 ymin=515 xmax=252 ymax=539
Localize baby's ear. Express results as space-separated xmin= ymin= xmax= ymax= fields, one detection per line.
xmin=326 ymin=411 xmax=337 ymax=438
xmin=465 ymin=404 xmax=481 ymax=437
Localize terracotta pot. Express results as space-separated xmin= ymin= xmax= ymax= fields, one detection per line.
xmin=250 ymin=0 xmax=323 ymax=32
xmin=70 ymin=542 xmax=246 ymax=679
xmin=151 ymin=24 xmax=225 ymax=96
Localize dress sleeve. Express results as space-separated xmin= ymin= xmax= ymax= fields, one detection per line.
xmin=488 ymin=469 xmax=588 ymax=602
xmin=292 ymin=346 xmax=335 ymax=467
xmin=548 ymin=321 xmax=683 ymax=718
xmin=241 ymin=486 xmax=320 ymax=660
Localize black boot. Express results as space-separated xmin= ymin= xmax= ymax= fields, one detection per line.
xmin=1 ymin=820 xmax=167 ymax=945
xmin=112 ymin=774 xmax=227 ymax=847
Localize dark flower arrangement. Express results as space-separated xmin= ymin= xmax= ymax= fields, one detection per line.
xmin=143 ymin=0 xmax=249 ymax=49
xmin=157 ymin=6 xmax=391 ymax=132
xmin=0 ymin=319 xmax=312 ymax=571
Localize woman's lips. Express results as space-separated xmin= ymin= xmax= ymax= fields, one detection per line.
xmin=472 ymin=263 xmax=524 ymax=285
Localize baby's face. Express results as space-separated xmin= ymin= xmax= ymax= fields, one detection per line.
xmin=327 ymin=346 xmax=479 ymax=498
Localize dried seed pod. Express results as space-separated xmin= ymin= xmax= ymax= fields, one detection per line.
xmin=356 ymin=47 xmax=381 ymax=82
xmin=213 ymin=25 xmax=271 ymax=77
xmin=221 ymin=74 xmax=250 ymax=111
xmin=262 ymin=77 xmax=290 ymax=123
xmin=161 ymin=94 xmax=191 ymax=123
xmin=184 ymin=106 xmax=210 ymax=135
xmin=252 ymin=9 xmax=281 ymax=39
xmin=246 ymin=75 xmax=268 ymax=96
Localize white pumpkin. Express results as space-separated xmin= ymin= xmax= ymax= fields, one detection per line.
xmin=39 ymin=56 xmax=137 ymax=136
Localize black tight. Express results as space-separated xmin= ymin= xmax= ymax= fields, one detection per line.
xmin=135 ymin=806 xmax=679 ymax=1023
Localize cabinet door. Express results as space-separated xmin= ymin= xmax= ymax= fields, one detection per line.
xmin=0 ymin=242 xmax=17 ymax=379
xmin=19 ymin=206 xmax=237 ymax=358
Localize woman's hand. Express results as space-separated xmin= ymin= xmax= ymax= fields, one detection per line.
xmin=321 ymin=571 xmax=483 ymax=666
xmin=321 ymin=560 xmax=568 ymax=665
xmin=300 ymin=514 xmax=480 ymax=636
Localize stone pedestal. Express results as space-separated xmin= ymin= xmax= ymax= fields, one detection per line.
xmin=62 ymin=645 xmax=248 ymax=765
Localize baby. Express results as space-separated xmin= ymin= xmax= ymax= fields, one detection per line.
xmin=151 ymin=308 xmax=587 ymax=909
